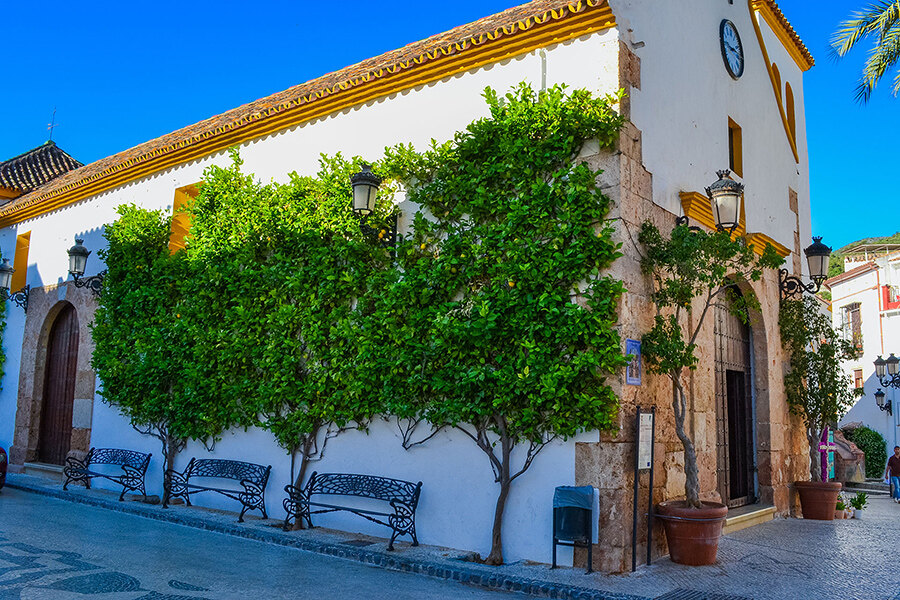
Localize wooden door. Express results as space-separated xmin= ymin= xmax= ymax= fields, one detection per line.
xmin=38 ymin=304 xmax=79 ymax=465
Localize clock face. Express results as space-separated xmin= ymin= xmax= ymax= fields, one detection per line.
xmin=720 ymin=19 xmax=744 ymax=79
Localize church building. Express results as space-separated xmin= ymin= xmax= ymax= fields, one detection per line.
xmin=0 ymin=0 xmax=817 ymax=572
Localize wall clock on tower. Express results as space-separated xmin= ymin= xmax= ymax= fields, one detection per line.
xmin=720 ymin=19 xmax=744 ymax=79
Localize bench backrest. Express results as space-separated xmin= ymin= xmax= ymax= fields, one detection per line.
xmin=87 ymin=448 xmax=150 ymax=471
xmin=307 ymin=472 xmax=422 ymax=506
xmin=187 ymin=458 xmax=270 ymax=485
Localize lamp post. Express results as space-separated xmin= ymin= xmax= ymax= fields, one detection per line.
xmin=350 ymin=164 xmax=397 ymax=248
xmin=67 ymin=238 xmax=106 ymax=296
xmin=778 ymin=237 xmax=832 ymax=299
xmin=873 ymin=354 xmax=900 ymax=416
xmin=0 ymin=259 xmax=29 ymax=312
xmin=675 ymin=169 xmax=744 ymax=233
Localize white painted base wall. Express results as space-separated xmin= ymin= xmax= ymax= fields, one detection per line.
xmin=89 ymin=398 xmax=593 ymax=565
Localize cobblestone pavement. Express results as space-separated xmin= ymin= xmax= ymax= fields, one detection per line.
xmin=0 ymin=487 xmax=514 ymax=600
xmin=3 ymin=477 xmax=898 ymax=600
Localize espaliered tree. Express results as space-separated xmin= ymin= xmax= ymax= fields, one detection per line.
xmin=378 ymin=83 xmax=628 ymax=565
xmin=638 ymin=222 xmax=782 ymax=508
xmin=780 ymin=296 xmax=863 ymax=480
xmin=91 ymin=205 xmax=226 ymax=484
xmin=181 ymin=152 xmax=392 ymax=497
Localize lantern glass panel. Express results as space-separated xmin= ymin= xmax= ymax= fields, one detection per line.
xmin=875 ymin=356 xmax=887 ymax=378
xmin=0 ymin=259 xmax=13 ymax=291
xmin=888 ymin=354 xmax=900 ymax=376
xmin=876 ymin=390 xmax=886 ymax=408
xmin=711 ymin=191 xmax=740 ymax=231
xmin=69 ymin=252 xmax=87 ymax=276
xmin=352 ymin=184 xmax=376 ymax=215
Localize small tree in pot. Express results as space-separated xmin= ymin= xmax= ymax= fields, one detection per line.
xmin=779 ymin=296 xmax=862 ymax=518
xmin=638 ymin=220 xmax=781 ymax=564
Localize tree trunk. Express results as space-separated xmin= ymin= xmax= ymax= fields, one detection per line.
xmin=808 ymin=429 xmax=822 ymax=482
xmin=290 ymin=431 xmax=319 ymax=531
xmin=673 ymin=377 xmax=702 ymax=508
xmin=484 ymin=428 xmax=512 ymax=566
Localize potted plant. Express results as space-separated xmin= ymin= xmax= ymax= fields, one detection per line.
xmin=849 ymin=492 xmax=868 ymax=519
xmin=780 ymin=297 xmax=863 ymax=520
xmin=835 ymin=493 xmax=849 ymax=519
xmin=639 ymin=219 xmax=782 ymax=565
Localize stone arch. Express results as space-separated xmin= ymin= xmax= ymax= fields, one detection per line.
xmin=10 ymin=284 xmax=98 ymax=467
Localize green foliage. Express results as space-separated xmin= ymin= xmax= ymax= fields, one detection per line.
xmin=845 ymin=425 xmax=888 ymax=479
xmin=780 ymin=296 xmax=864 ymax=479
xmin=831 ymin=1 xmax=900 ymax=102
xmin=638 ymin=221 xmax=783 ymax=506
xmin=92 ymin=83 xmax=627 ymax=562
xmin=850 ymin=491 xmax=869 ymax=510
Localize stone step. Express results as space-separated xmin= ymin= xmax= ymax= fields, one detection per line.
xmin=723 ymin=504 xmax=775 ymax=534
xmin=22 ymin=462 xmax=64 ymax=483
xmin=844 ymin=481 xmax=890 ymax=495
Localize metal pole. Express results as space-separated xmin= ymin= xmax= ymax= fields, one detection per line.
xmin=631 ymin=406 xmax=641 ymax=572
xmin=647 ymin=406 xmax=656 ymax=566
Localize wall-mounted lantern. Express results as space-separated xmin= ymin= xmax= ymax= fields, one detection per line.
xmin=676 ymin=169 xmax=744 ymax=233
xmin=67 ymin=238 xmax=105 ymax=296
xmin=0 ymin=259 xmax=29 ymax=312
xmin=350 ymin=164 xmax=397 ymax=248
xmin=875 ymin=388 xmax=893 ymax=416
xmin=779 ymin=237 xmax=833 ymax=299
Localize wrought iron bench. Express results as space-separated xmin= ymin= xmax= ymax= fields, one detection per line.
xmin=163 ymin=458 xmax=271 ymax=522
xmin=63 ymin=447 xmax=151 ymax=502
xmin=283 ymin=471 xmax=423 ymax=550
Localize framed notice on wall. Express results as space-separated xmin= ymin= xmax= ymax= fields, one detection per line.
xmin=626 ymin=339 xmax=642 ymax=386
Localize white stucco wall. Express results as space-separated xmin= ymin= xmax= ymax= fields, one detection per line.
xmin=613 ymin=0 xmax=812 ymax=260
xmin=0 ymin=28 xmax=621 ymax=565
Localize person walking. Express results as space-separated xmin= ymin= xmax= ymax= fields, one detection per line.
xmin=886 ymin=446 xmax=900 ymax=503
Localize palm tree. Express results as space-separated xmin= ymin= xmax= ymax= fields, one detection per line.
xmin=831 ymin=1 xmax=900 ymax=102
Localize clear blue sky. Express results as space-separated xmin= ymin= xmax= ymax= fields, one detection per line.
xmin=2 ymin=1 xmax=895 ymax=250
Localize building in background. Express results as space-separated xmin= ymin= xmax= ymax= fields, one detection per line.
xmin=827 ymin=252 xmax=900 ymax=457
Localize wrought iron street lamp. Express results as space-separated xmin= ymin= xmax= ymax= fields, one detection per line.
xmin=676 ymin=169 xmax=744 ymax=233
xmin=350 ymin=165 xmax=397 ymax=248
xmin=0 ymin=259 xmax=29 ymax=312
xmin=873 ymin=354 xmax=900 ymax=416
xmin=779 ymin=237 xmax=832 ymax=299
xmin=67 ymin=238 xmax=106 ymax=296
xmin=874 ymin=388 xmax=892 ymax=416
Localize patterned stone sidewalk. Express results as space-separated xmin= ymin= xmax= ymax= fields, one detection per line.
xmin=4 ymin=473 xmax=898 ymax=600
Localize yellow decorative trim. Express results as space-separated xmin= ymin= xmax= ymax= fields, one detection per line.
xmin=748 ymin=0 xmax=799 ymax=163
xmin=11 ymin=231 xmax=30 ymax=291
xmin=0 ymin=2 xmax=616 ymax=228
xmin=680 ymin=192 xmax=789 ymax=258
xmin=679 ymin=191 xmax=746 ymax=238
xmin=0 ymin=187 xmax=20 ymax=200
xmin=751 ymin=0 xmax=813 ymax=72
xmin=746 ymin=232 xmax=790 ymax=258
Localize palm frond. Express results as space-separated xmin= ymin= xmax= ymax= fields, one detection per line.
xmin=856 ymin=24 xmax=900 ymax=101
xmin=832 ymin=1 xmax=900 ymax=102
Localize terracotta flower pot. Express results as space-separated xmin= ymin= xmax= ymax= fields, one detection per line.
xmin=0 ymin=446 xmax=7 ymax=491
xmin=795 ymin=480 xmax=842 ymax=520
xmin=656 ymin=501 xmax=728 ymax=566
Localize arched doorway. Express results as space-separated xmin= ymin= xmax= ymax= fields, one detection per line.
xmin=37 ymin=303 xmax=79 ymax=465
xmin=714 ymin=287 xmax=756 ymax=507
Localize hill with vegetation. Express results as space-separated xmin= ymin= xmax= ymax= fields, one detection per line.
xmin=828 ymin=232 xmax=900 ymax=279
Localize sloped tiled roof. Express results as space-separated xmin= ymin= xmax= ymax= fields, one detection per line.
xmin=0 ymin=141 xmax=82 ymax=195
xmin=824 ymin=262 xmax=878 ymax=289
xmin=0 ymin=0 xmax=615 ymax=225
xmin=754 ymin=0 xmax=814 ymax=69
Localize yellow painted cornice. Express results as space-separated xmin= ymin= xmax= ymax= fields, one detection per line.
xmin=0 ymin=186 xmax=21 ymax=200
xmin=750 ymin=0 xmax=813 ymax=72
xmin=0 ymin=1 xmax=616 ymax=229
xmin=748 ymin=0 xmax=800 ymax=163
xmin=746 ymin=232 xmax=790 ymax=258
xmin=680 ymin=192 xmax=789 ymax=258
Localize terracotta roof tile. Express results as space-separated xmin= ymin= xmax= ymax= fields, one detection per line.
xmin=0 ymin=141 xmax=82 ymax=195
xmin=2 ymin=0 xmax=612 ymax=221
xmin=824 ymin=261 xmax=878 ymax=289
